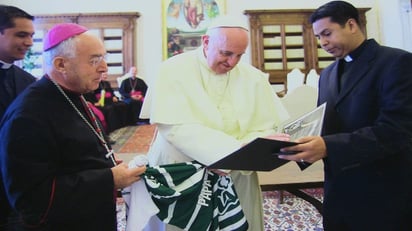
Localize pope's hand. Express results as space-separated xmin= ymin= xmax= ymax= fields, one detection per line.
xmin=264 ymin=133 xmax=291 ymax=141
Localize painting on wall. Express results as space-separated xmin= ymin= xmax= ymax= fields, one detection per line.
xmin=162 ymin=0 xmax=226 ymax=59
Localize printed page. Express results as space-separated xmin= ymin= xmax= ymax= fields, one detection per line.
xmin=279 ymin=103 xmax=326 ymax=141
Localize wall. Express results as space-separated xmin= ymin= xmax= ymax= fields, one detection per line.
xmin=2 ymin=0 xmax=406 ymax=84
xmin=2 ymin=0 xmax=163 ymax=84
xmin=377 ymin=0 xmax=412 ymax=51
xmin=398 ymin=0 xmax=412 ymax=52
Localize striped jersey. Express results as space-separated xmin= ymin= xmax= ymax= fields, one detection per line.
xmin=143 ymin=161 xmax=248 ymax=231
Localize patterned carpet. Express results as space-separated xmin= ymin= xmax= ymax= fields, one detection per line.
xmin=262 ymin=190 xmax=323 ymax=231
xmin=110 ymin=125 xmax=324 ymax=230
xmin=110 ymin=124 xmax=156 ymax=154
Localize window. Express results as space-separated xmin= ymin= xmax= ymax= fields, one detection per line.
xmin=23 ymin=13 xmax=140 ymax=88
xmin=244 ymin=9 xmax=369 ymax=92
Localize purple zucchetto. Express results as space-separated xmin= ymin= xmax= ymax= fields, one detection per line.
xmin=43 ymin=23 xmax=88 ymax=51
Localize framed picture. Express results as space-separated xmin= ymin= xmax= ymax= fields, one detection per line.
xmin=162 ymin=0 xmax=226 ymax=59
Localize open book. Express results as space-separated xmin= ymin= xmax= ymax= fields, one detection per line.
xmin=208 ymin=103 xmax=326 ymax=171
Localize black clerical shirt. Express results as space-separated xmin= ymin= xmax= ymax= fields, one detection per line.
xmin=0 ymin=62 xmax=36 ymax=120
xmin=0 ymin=63 xmax=16 ymax=118
xmin=338 ymin=40 xmax=368 ymax=92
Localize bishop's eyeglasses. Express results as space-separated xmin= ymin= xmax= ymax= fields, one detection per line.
xmin=89 ymin=54 xmax=109 ymax=67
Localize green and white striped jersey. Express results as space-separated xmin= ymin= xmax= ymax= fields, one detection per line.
xmin=143 ymin=161 xmax=248 ymax=231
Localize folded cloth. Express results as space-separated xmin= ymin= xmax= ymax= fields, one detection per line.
xmin=123 ymin=155 xmax=160 ymax=231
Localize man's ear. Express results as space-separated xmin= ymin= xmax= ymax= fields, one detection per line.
xmin=53 ymin=57 xmax=66 ymax=73
xmin=347 ymin=18 xmax=359 ymax=32
xmin=202 ymin=35 xmax=209 ymax=46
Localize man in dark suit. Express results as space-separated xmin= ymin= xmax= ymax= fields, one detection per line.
xmin=0 ymin=5 xmax=36 ymax=229
xmin=0 ymin=5 xmax=36 ymax=119
xmin=279 ymin=1 xmax=412 ymax=230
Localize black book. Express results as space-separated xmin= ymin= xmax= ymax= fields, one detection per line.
xmin=208 ymin=103 xmax=326 ymax=171
xmin=208 ymin=138 xmax=300 ymax=171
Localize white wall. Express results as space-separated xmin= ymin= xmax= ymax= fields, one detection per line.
xmin=2 ymin=0 xmax=164 ymax=85
xmin=2 ymin=0 xmax=408 ymax=83
xmin=377 ymin=0 xmax=412 ymax=51
xmin=398 ymin=0 xmax=412 ymax=52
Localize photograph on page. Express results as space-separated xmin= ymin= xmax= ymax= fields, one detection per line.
xmin=279 ymin=102 xmax=326 ymax=141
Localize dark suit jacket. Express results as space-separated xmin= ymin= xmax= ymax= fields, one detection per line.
xmin=318 ymin=39 xmax=412 ymax=228
xmin=0 ymin=65 xmax=36 ymax=119
xmin=0 ymin=65 xmax=35 ymax=228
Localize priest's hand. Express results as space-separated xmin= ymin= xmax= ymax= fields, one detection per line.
xmin=278 ymin=136 xmax=327 ymax=164
xmin=111 ymin=163 xmax=146 ymax=189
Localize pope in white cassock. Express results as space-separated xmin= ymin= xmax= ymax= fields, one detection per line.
xmin=140 ymin=15 xmax=290 ymax=231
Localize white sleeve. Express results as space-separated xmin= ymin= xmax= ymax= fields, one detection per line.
xmin=157 ymin=123 xmax=243 ymax=166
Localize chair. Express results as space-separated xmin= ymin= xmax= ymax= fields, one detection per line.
xmin=305 ymin=69 xmax=320 ymax=89
xmin=263 ymin=84 xmax=322 ymax=214
xmin=286 ymin=68 xmax=305 ymax=94
xmin=281 ymin=85 xmax=318 ymax=120
xmin=116 ymin=75 xmax=130 ymax=101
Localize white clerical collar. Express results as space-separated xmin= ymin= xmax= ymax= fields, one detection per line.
xmin=344 ymin=55 xmax=353 ymax=62
xmin=0 ymin=61 xmax=12 ymax=69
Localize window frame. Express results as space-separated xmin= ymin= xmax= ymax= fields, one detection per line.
xmin=24 ymin=12 xmax=140 ymax=89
